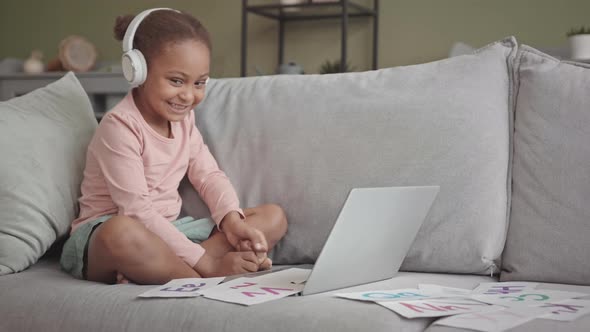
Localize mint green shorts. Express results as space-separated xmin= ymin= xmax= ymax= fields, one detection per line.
xmin=59 ymin=215 xmax=216 ymax=280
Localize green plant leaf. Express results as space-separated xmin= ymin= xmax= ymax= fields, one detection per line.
xmin=567 ymin=26 xmax=590 ymax=37
xmin=319 ymin=59 xmax=356 ymax=74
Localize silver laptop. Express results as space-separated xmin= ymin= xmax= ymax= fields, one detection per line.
xmin=300 ymin=185 xmax=439 ymax=295
xmin=223 ymin=186 xmax=439 ymax=296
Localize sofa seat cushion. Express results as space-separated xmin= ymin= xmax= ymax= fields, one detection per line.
xmin=0 ymin=258 xmax=500 ymax=332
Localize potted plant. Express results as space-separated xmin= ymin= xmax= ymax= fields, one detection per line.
xmin=319 ymin=59 xmax=355 ymax=74
xmin=567 ymin=26 xmax=590 ymax=60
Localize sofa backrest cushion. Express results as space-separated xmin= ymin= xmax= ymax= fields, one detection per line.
xmin=501 ymin=46 xmax=590 ymax=285
xmin=0 ymin=72 xmax=96 ymax=275
xmin=180 ymin=38 xmax=517 ymax=275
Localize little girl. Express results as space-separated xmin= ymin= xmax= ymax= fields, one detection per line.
xmin=60 ymin=8 xmax=288 ymax=285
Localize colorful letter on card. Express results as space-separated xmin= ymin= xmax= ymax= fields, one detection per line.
xmin=378 ymin=298 xmax=499 ymax=319
xmin=203 ymin=280 xmax=303 ymax=306
xmin=472 ymin=282 xmax=538 ymax=295
xmin=200 ymin=273 xmax=305 ymax=306
xmin=335 ymin=289 xmax=434 ymax=302
xmin=538 ymin=299 xmax=590 ymax=322
xmin=472 ymin=290 xmax=588 ymax=307
xmin=138 ymin=277 xmax=224 ymax=298
xmin=434 ymin=306 xmax=547 ymax=332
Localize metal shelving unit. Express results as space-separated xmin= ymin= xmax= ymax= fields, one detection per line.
xmin=241 ymin=0 xmax=379 ymax=76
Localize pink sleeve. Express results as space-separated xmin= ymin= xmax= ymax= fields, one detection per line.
xmin=187 ymin=116 xmax=244 ymax=227
xmin=92 ymin=114 xmax=205 ymax=268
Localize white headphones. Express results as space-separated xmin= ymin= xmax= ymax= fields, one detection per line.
xmin=121 ymin=8 xmax=180 ymax=87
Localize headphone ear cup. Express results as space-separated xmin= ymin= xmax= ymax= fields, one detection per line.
xmin=121 ymin=49 xmax=147 ymax=87
xmin=121 ymin=52 xmax=135 ymax=84
xmin=134 ymin=50 xmax=147 ymax=86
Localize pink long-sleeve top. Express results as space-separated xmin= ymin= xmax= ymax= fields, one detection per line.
xmin=72 ymin=92 xmax=243 ymax=267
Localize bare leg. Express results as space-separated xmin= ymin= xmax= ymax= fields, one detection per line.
xmin=86 ymin=216 xmax=200 ymax=285
xmin=200 ymin=204 xmax=288 ymax=261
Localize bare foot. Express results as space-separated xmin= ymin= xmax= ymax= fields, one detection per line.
xmin=116 ymin=272 xmax=130 ymax=284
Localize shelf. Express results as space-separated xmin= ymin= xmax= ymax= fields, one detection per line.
xmin=245 ymin=1 xmax=376 ymax=21
xmin=0 ymin=72 xmax=128 ymax=99
xmin=241 ymin=0 xmax=379 ymax=76
xmin=0 ymin=71 xmax=129 ymax=121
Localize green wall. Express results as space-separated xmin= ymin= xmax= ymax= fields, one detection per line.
xmin=1 ymin=0 xmax=589 ymax=77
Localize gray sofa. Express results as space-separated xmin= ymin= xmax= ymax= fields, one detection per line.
xmin=1 ymin=37 xmax=589 ymax=331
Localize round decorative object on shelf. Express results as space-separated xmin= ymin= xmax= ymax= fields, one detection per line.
xmin=47 ymin=35 xmax=98 ymax=72
xmin=59 ymin=35 xmax=98 ymax=72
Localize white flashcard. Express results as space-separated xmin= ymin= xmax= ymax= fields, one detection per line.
xmin=201 ymin=276 xmax=304 ymax=306
xmin=377 ymin=298 xmax=500 ymax=319
xmin=335 ymin=288 xmax=443 ymax=302
xmin=472 ymin=282 xmax=539 ymax=295
xmin=255 ymin=268 xmax=311 ymax=285
xmin=199 ymin=268 xmax=309 ymax=297
xmin=138 ymin=277 xmax=224 ymax=298
xmin=434 ymin=306 xmax=548 ymax=332
xmin=198 ymin=277 xmax=260 ymax=296
xmin=538 ymin=299 xmax=590 ymax=322
xmin=471 ymin=289 xmax=589 ymax=308
xmin=418 ymin=284 xmax=473 ymax=296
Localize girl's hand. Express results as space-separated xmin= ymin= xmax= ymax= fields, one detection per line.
xmin=220 ymin=212 xmax=268 ymax=262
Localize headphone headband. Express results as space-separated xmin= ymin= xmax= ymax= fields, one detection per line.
xmin=122 ymin=7 xmax=179 ymax=53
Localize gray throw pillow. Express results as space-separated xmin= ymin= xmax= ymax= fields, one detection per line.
xmin=181 ymin=37 xmax=517 ymax=275
xmin=0 ymin=72 xmax=97 ymax=275
xmin=501 ymin=46 xmax=590 ymax=285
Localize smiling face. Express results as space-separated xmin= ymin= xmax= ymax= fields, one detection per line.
xmin=133 ymin=39 xmax=210 ymax=136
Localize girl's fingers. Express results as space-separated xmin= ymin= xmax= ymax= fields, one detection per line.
xmin=259 ymin=258 xmax=272 ymax=271
xmin=239 ymin=240 xmax=252 ymax=251
xmin=247 ymin=228 xmax=268 ymax=252
xmin=239 ymin=251 xmax=259 ymax=264
xmin=255 ymin=251 xmax=267 ymax=264
xmin=243 ymin=260 xmax=259 ymax=272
